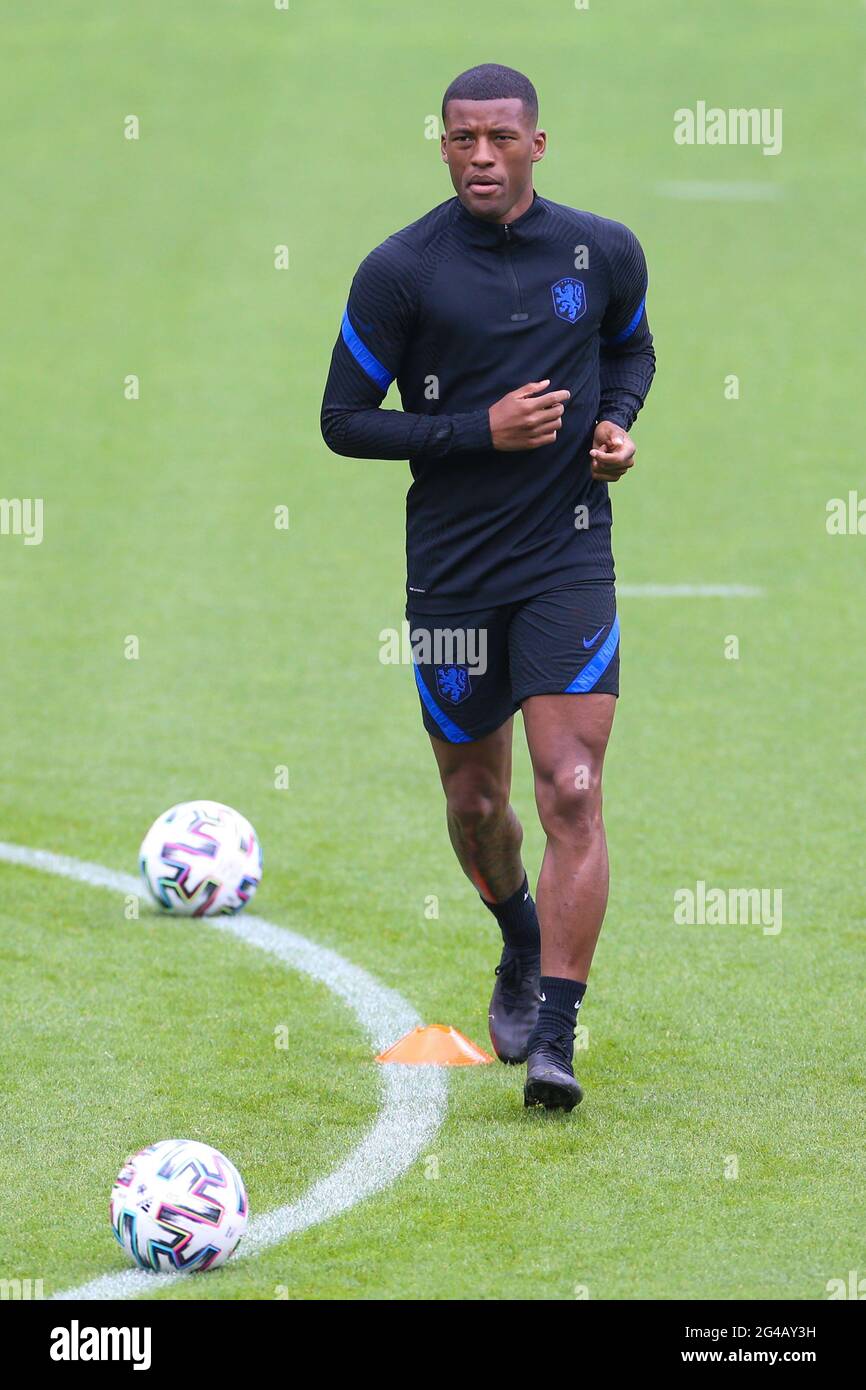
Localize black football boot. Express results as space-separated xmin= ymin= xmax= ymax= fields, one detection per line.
xmin=488 ymin=948 xmax=541 ymax=1064
xmin=524 ymin=1038 xmax=583 ymax=1111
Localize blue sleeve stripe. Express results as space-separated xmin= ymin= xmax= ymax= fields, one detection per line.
xmin=602 ymin=295 xmax=646 ymax=347
xmin=340 ymin=309 xmax=394 ymax=392
xmin=412 ymin=662 xmax=473 ymax=743
xmin=565 ymin=615 xmax=620 ymax=693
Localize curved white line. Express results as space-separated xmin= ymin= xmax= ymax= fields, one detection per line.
xmin=0 ymin=842 xmax=447 ymax=1300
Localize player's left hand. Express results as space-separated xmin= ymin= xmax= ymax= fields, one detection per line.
xmin=590 ymin=420 xmax=636 ymax=482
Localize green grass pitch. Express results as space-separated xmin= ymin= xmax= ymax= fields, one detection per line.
xmin=0 ymin=0 xmax=862 ymax=1300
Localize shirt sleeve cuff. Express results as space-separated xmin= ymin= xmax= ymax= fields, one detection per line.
xmin=597 ymin=393 xmax=643 ymax=433
xmin=597 ymin=407 xmax=632 ymax=431
xmin=453 ymin=408 xmax=493 ymax=452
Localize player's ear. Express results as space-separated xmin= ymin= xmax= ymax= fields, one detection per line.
xmin=440 ymin=131 xmax=449 ymax=163
xmin=531 ymin=129 xmax=547 ymax=163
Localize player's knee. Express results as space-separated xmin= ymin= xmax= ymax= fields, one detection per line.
xmin=535 ymin=767 xmax=601 ymax=845
xmin=444 ymin=771 xmax=509 ymax=834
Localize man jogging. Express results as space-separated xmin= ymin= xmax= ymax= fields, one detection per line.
xmin=321 ymin=63 xmax=656 ymax=1111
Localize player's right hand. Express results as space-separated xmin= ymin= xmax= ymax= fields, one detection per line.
xmin=488 ymin=380 xmax=570 ymax=452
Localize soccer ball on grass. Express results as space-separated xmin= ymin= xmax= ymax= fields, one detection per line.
xmin=139 ymin=800 xmax=262 ymax=917
xmin=110 ymin=1139 xmax=248 ymax=1273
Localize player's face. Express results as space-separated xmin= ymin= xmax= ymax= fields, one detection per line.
xmin=441 ymin=98 xmax=546 ymax=223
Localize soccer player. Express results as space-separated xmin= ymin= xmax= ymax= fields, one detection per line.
xmin=321 ymin=64 xmax=655 ymax=1111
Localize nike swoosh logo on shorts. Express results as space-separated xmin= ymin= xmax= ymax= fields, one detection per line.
xmin=583 ymin=625 xmax=606 ymax=649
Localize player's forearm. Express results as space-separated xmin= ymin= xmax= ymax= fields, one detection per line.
xmin=598 ymin=334 xmax=656 ymax=431
xmin=320 ymin=401 xmax=491 ymax=461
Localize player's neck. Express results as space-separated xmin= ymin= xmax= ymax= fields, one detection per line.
xmin=495 ymin=185 xmax=536 ymax=225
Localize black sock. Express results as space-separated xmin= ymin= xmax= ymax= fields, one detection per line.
xmin=480 ymin=874 xmax=540 ymax=957
xmin=527 ymin=976 xmax=587 ymax=1060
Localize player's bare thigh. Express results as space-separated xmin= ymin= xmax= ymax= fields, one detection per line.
xmin=427 ymin=716 xmax=515 ymax=808
xmin=521 ymin=694 xmax=616 ymax=811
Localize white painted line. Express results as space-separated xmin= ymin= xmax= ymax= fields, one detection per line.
xmin=618 ymin=583 xmax=765 ymax=598
xmin=0 ymin=842 xmax=447 ymax=1301
xmin=655 ymin=180 xmax=782 ymax=201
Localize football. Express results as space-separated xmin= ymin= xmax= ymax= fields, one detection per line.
xmin=139 ymin=800 xmax=262 ymax=917
xmin=110 ymin=1139 xmax=249 ymax=1273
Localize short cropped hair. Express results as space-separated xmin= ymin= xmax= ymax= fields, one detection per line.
xmin=442 ymin=64 xmax=538 ymax=125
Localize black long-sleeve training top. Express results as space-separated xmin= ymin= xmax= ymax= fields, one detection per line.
xmin=321 ymin=191 xmax=655 ymax=614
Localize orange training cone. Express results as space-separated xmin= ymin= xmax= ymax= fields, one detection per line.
xmin=376 ymin=1024 xmax=494 ymax=1066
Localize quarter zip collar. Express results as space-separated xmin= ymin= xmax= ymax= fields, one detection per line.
xmin=452 ymin=190 xmax=546 ymax=247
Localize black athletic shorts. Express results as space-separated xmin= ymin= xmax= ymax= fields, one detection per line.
xmin=407 ymin=582 xmax=619 ymax=743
